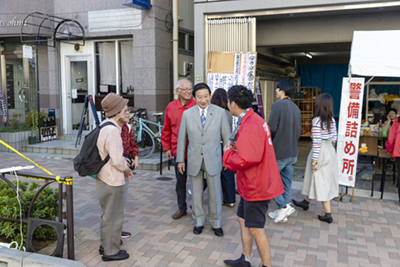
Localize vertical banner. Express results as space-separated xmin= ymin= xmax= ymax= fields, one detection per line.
xmin=337 ymin=77 xmax=365 ymax=187
xmin=255 ymin=82 xmax=265 ymax=119
xmin=207 ymin=73 xmax=215 ymax=93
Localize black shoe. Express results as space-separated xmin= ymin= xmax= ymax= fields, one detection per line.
xmin=224 ymin=254 xmax=251 ymax=267
xmin=292 ymin=199 xmax=309 ymax=211
xmin=318 ymin=213 xmax=333 ymax=224
xmin=102 ymin=250 xmax=129 ymax=261
xmin=193 ymin=226 xmax=203 ymax=235
xmin=99 ymin=245 xmax=126 ymax=255
xmin=212 ymin=227 xmax=223 ymax=237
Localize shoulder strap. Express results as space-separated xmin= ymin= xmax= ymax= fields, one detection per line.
xmin=99 ymin=121 xmax=116 ymax=129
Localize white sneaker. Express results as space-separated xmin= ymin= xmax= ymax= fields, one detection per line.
xmin=268 ymin=209 xmax=279 ymax=219
xmin=188 ymin=189 xmax=192 ymax=196
xmin=274 ymin=204 xmax=295 ymax=223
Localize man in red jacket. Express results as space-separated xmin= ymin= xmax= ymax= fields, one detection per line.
xmin=161 ymin=78 xmax=196 ymax=219
xmin=223 ymin=85 xmax=284 ymax=267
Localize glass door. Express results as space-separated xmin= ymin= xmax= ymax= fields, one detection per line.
xmin=65 ymin=56 xmax=90 ymax=134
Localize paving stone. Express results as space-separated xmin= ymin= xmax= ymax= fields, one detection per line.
xmin=2 ymin=152 xmax=400 ymax=266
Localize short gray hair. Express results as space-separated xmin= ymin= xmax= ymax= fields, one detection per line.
xmin=175 ymin=78 xmax=192 ymax=90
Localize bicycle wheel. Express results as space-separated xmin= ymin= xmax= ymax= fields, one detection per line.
xmin=137 ymin=128 xmax=155 ymax=158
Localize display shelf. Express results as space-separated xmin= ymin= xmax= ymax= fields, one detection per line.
xmin=365 ymin=81 xmax=400 ymax=122
xmin=39 ymin=126 xmax=58 ymax=142
xmin=293 ymin=86 xmax=321 ymax=137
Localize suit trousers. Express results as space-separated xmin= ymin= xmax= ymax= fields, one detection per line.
xmin=174 ymin=158 xmax=188 ymax=212
xmin=189 ymin=159 xmax=222 ymax=228
xmin=96 ymin=178 xmax=124 ymax=256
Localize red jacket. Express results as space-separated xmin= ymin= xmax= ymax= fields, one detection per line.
xmin=161 ymin=98 xmax=196 ymax=157
xmin=386 ymin=119 xmax=400 ymax=159
xmin=223 ymin=109 xmax=284 ymax=201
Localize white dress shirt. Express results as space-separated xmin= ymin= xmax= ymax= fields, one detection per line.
xmin=198 ymin=105 xmax=210 ymax=118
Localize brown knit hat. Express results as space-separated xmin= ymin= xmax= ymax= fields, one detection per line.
xmin=101 ymin=93 xmax=129 ymax=117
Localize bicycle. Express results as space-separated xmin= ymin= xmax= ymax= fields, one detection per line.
xmin=129 ymin=108 xmax=163 ymax=158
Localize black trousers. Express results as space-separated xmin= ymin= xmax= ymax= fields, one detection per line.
xmin=395 ymin=158 xmax=400 ymax=202
xmin=174 ymin=158 xmax=188 ymax=212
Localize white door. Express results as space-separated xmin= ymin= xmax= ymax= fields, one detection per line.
xmin=64 ymin=56 xmax=93 ymax=135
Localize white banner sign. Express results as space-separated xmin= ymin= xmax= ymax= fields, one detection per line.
xmin=337 ymin=77 xmax=365 ymax=187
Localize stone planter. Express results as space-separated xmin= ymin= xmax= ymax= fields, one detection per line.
xmin=0 ymin=131 xmax=30 ymax=152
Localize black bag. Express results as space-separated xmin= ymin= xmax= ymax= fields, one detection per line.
xmin=73 ymin=122 xmax=115 ymax=176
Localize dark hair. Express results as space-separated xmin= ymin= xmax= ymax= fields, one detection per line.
xmin=227 ymin=85 xmax=253 ymax=109
xmin=192 ymin=83 xmax=211 ymax=97
xmin=314 ymin=93 xmax=334 ymax=133
xmin=211 ymin=88 xmax=228 ymax=109
xmin=276 ymin=78 xmax=296 ymax=98
xmin=387 ymin=108 xmax=397 ymax=115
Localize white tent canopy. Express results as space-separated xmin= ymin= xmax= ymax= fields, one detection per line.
xmin=349 ymin=30 xmax=400 ymax=77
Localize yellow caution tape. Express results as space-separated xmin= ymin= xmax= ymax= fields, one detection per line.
xmin=0 ymin=139 xmax=73 ymax=185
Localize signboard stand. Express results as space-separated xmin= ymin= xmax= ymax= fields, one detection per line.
xmin=75 ymin=95 xmax=100 ymax=148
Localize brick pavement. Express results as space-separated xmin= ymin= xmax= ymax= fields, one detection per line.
xmin=1 ymin=152 xmax=400 ymax=267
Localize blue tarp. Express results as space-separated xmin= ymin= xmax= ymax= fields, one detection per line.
xmin=299 ymin=64 xmax=348 ymax=117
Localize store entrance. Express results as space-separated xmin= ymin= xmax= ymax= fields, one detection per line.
xmin=64 ymin=56 xmax=91 ymax=135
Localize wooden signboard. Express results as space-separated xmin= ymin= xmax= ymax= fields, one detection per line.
xmin=207 ymin=51 xmax=257 ymax=93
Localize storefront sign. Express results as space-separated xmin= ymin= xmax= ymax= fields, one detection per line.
xmin=23 ymin=45 xmax=32 ymax=59
xmin=122 ymin=0 xmax=151 ymax=9
xmin=0 ymin=17 xmax=26 ymax=27
xmin=337 ymin=77 xmax=365 ymax=187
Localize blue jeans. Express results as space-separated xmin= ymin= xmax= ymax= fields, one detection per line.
xmin=273 ymin=156 xmax=297 ymax=209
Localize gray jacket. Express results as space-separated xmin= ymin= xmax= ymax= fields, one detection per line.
xmin=176 ymin=104 xmax=230 ymax=176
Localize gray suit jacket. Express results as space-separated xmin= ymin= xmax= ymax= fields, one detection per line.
xmin=176 ymin=104 xmax=230 ymax=177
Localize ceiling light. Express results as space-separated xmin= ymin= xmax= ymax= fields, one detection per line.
xmin=305 ymin=53 xmax=313 ymax=59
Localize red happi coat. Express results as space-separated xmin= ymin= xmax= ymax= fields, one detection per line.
xmin=223 ymin=109 xmax=284 ymax=201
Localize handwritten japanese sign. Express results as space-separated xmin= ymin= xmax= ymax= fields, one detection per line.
xmin=337 ymin=77 xmax=365 ymax=187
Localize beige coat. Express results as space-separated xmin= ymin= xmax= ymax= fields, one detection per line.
xmin=96 ymin=118 xmax=129 ymax=186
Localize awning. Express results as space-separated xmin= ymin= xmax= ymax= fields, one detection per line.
xmin=349 ymin=30 xmax=400 ymax=77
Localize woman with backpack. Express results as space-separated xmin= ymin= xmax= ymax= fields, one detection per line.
xmin=96 ymin=93 xmax=133 ymax=261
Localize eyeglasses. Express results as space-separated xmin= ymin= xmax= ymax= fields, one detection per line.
xmin=179 ymin=87 xmax=192 ymax=92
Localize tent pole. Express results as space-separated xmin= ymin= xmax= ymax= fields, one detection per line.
xmin=365 ymin=76 xmax=375 ymax=87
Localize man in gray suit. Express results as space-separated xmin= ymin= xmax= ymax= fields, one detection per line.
xmin=177 ymin=83 xmax=230 ymax=237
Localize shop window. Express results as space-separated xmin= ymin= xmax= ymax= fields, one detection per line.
xmin=95 ymin=39 xmax=133 ymax=95
xmin=178 ymin=32 xmax=186 ymax=49
xmin=178 ymin=30 xmax=194 ymax=56
xmin=1 ymin=38 xmax=37 ymax=124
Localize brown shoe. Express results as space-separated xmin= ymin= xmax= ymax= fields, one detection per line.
xmin=222 ymin=203 xmax=235 ymax=208
xmin=172 ymin=210 xmax=187 ymax=220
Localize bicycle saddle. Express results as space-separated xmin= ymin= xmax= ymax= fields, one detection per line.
xmin=152 ymin=112 xmax=163 ymax=116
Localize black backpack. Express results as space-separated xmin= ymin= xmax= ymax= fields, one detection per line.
xmin=73 ymin=122 xmax=115 ymax=176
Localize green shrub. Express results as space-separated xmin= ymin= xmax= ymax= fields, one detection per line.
xmin=0 ymin=180 xmax=59 ymax=247
xmin=0 ymin=125 xmax=31 ymax=132
xmin=9 ymin=113 xmax=22 ymax=130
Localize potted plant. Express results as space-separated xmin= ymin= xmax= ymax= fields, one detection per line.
xmin=25 ymin=109 xmax=44 ymax=145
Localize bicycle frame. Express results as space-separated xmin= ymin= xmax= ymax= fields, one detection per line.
xmin=136 ymin=117 xmax=162 ymax=143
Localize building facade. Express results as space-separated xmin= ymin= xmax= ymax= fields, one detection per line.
xmin=194 ymin=0 xmax=400 ymax=119
xmin=0 ymin=0 xmax=194 ymax=136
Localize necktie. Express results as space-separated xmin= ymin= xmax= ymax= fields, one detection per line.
xmin=201 ymin=110 xmax=206 ymax=130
